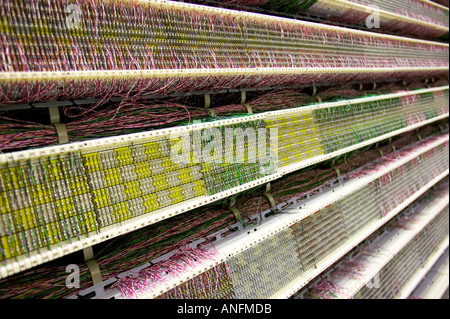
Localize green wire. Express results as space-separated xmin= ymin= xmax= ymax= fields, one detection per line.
xmin=7 ymin=220 xmax=19 ymax=261
xmin=39 ymin=215 xmax=51 ymax=251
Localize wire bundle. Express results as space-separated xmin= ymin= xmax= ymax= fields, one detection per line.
xmin=0 ymin=0 xmax=447 ymax=105
xmin=111 ymin=245 xmax=221 ymax=299
xmin=345 ymin=137 xmax=449 ymax=181
xmin=157 ymin=262 xmax=235 ymax=299
xmin=1 ymin=84 xmax=447 ymax=154
xmin=304 ymin=278 xmax=347 ymax=299
xmin=0 ymin=102 xmax=202 ymax=151
xmin=299 ymin=178 xmax=449 ymax=299
xmin=214 ymin=90 xmax=316 ymax=116
xmin=330 ymin=247 xmax=379 ymax=280
xmin=355 ymin=207 xmax=449 ymax=299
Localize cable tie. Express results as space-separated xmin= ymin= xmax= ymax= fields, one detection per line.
xmin=377 ymin=149 xmax=384 ymax=157
xmin=374 ymin=142 xmax=384 ymax=157
xmin=416 ymin=129 xmax=422 ymax=141
xmin=388 ymin=137 xmax=396 ymax=151
xmin=207 ymin=108 xmax=217 ymax=117
xmin=333 ymin=166 xmax=341 ymax=178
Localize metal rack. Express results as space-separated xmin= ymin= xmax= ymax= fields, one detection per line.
xmin=0 ymin=0 xmax=448 ymax=300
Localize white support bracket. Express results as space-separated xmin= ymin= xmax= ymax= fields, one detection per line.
xmin=48 ymin=106 xmax=68 ymax=144
xmin=83 ymin=246 xmax=103 ymax=286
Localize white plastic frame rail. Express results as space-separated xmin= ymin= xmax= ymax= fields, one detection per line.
xmin=127 ymin=134 xmax=449 ymax=299
xmin=1 ymin=67 xmax=448 ymax=83
xmin=0 ymin=87 xmax=448 ymax=280
xmin=317 ymin=193 xmax=449 ymax=299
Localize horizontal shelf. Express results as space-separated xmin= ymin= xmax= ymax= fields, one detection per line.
xmin=319 ymin=0 xmax=449 ymax=32
xmin=422 ymin=0 xmax=449 ymax=10
xmin=2 ymin=0 xmax=448 ymax=47
xmin=410 ymin=248 xmax=449 ymax=299
xmin=317 ymin=192 xmax=449 ymax=298
xmin=397 ymin=237 xmax=449 ymax=299
xmin=269 ymin=169 xmax=449 ymax=299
